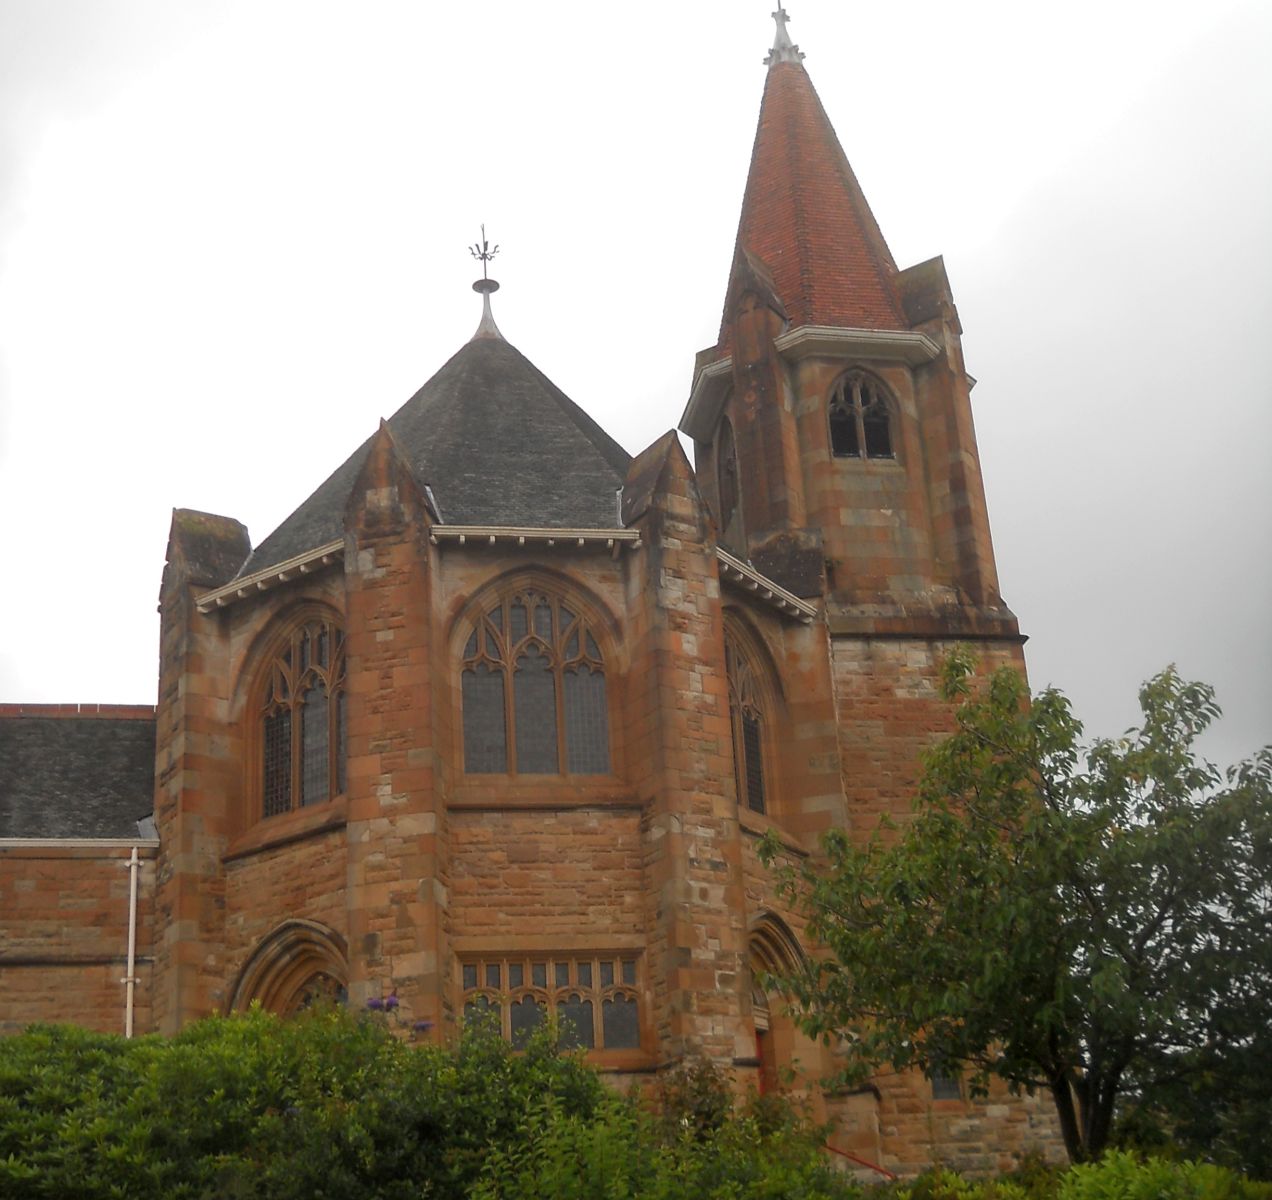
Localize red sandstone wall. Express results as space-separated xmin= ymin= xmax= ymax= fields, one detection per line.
xmin=0 ymin=844 xmax=156 ymax=1035
xmin=220 ymin=828 xmax=348 ymax=1009
xmin=831 ymin=637 xmax=1025 ymax=838
xmin=449 ymin=809 xmax=643 ymax=945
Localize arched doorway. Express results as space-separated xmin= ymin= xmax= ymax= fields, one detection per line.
xmin=227 ymin=920 xmax=349 ymax=1015
xmin=748 ymin=912 xmax=804 ymax=1094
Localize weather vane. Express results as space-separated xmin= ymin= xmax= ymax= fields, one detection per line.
xmin=469 ymin=225 xmax=499 ymax=281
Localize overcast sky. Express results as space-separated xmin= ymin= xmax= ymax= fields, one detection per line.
xmin=1 ymin=1 xmax=1268 ymax=770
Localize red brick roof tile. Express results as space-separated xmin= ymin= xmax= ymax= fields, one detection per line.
xmin=721 ymin=60 xmax=906 ymax=348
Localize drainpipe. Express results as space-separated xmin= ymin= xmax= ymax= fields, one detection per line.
xmin=122 ymin=846 xmax=140 ymax=1037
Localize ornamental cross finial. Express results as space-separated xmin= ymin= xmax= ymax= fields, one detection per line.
xmin=765 ymin=6 xmax=805 ymax=66
xmin=469 ymin=224 xmax=499 ymax=281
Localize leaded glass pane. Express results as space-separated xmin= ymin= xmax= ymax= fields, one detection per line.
xmin=300 ymin=685 xmax=330 ymax=807
xmin=508 ymin=962 xmax=524 ymax=988
xmin=464 ymin=630 xmax=478 ymax=658
xmin=621 ymin=960 xmax=636 ymax=985
xmin=564 ymin=666 xmax=610 ymax=774
xmin=863 ymin=391 xmax=892 ymax=458
xmin=532 ymin=962 xmax=547 ymax=988
xmin=533 ymin=601 xmax=552 ymax=639
xmin=558 ymin=997 xmax=594 ymax=1050
xmin=513 ymin=646 xmax=558 ymax=774
xmin=510 ymin=601 xmax=528 ymax=642
xmin=829 ymin=392 xmax=859 ymax=457
xmin=462 ymin=963 xmax=478 ymax=989
xmin=599 ymin=960 xmax=614 ymax=987
xmin=463 ymin=664 xmax=507 ymax=773
xmin=464 ymin=995 xmax=496 ymax=1028
xmin=602 ymin=995 xmax=640 ymax=1049
xmin=510 ymin=996 xmax=546 ymax=1048
xmin=263 ymin=710 xmax=292 ymax=817
xmin=585 ymin=633 xmax=601 ymax=660
xmin=742 ymin=711 xmax=766 ymax=814
xmin=577 ymin=961 xmax=592 ymax=987
xmin=554 ymin=961 xmax=570 ymax=988
xmin=317 ymin=627 xmax=329 ymax=668
xmin=931 ymin=1071 xmax=961 ymax=1101
xmin=485 ymin=963 xmax=501 ymax=988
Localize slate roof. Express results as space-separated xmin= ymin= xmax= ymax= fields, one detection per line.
xmin=0 ymin=711 xmax=156 ymax=839
xmin=241 ymin=335 xmax=632 ymax=577
xmin=719 ymin=59 xmax=907 ymax=353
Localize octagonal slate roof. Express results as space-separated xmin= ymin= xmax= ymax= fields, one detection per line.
xmin=240 ymin=335 xmax=632 ymax=577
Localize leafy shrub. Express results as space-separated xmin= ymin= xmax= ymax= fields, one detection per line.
xmin=1056 ymin=1151 xmax=1272 ymax=1200
xmin=3 ymin=1014 xmax=1270 ymax=1200
xmin=883 ymin=1154 xmax=1272 ymax=1200
xmin=0 ymin=1006 xmax=604 ymax=1199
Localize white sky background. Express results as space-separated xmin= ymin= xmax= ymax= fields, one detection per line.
xmin=0 ymin=0 xmax=1268 ymax=770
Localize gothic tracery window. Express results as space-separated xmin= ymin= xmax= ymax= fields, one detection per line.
xmin=461 ymin=588 xmax=610 ymax=776
xmin=725 ymin=629 xmax=767 ymax=815
xmin=829 ymin=370 xmax=894 ymax=460
xmin=261 ymin=616 xmax=346 ymax=817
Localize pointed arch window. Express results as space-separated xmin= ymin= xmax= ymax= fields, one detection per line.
xmin=462 ymin=588 xmax=611 ymax=776
xmin=261 ymin=616 xmax=346 ymax=817
xmin=725 ymin=630 xmax=768 ymax=815
xmin=716 ymin=415 xmax=743 ymax=549
xmin=829 ymin=371 xmax=894 ymax=460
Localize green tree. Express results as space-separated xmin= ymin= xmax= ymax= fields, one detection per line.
xmin=762 ymin=654 xmax=1272 ymax=1163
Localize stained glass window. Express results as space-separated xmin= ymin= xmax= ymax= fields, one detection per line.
xmin=461 ymin=588 xmax=610 ymax=776
xmin=260 ymin=616 xmax=346 ymax=819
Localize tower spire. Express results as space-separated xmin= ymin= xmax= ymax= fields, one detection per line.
xmin=468 ymin=224 xmax=504 ymax=341
xmin=765 ymin=6 xmax=804 ymax=67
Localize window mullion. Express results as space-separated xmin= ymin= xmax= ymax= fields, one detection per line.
xmin=504 ymin=600 xmax=517 ymax=775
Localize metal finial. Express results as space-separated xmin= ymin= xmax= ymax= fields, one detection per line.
xmin=765 ymin=6 xmax=805 ymax=66
xmin=469 ymin=224 xmax=500 ymax=281
xmin=469 ymin=224 xmax=504 ymax=340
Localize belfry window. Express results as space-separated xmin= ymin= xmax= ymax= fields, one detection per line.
xmin=829 ymin=371 xmax=894 ymax=459
xmin=461 ymin=589 xmax=610 ymax=776
xmin=725 ymin=630 xmax=767 ymax=814
xmin=261 ymin=616 xmax=346 ymax=817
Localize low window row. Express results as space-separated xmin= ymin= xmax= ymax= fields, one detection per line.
xmin=461 ymin=953 xmax=641 ymax=1051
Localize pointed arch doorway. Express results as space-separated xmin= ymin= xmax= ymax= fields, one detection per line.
xmin=227 ymin=920 xmax=349 ymax=1015
xmin=748 ymin=912 xmax=804 ymax=1094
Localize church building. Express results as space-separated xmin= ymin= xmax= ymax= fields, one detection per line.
xmin=0 ymin=10 xmax=1060 ymax=1176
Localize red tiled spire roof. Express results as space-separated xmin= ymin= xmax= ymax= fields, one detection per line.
xmin=720 ymin=57 xmax=907 ymax=347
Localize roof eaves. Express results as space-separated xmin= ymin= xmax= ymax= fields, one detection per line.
xmin=717 ymin=548 xmax=818 ymax=623
xmin=197 ymin=539 xmax=344 ymax=614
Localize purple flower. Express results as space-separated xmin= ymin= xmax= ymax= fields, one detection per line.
xmin=366 ymin=996 xmax=384 ymax=1011
xmin=412 ymin=1020 xmax=434 ymax=1033
xmin=385 ymin=994 xmax=400 ymax=1011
